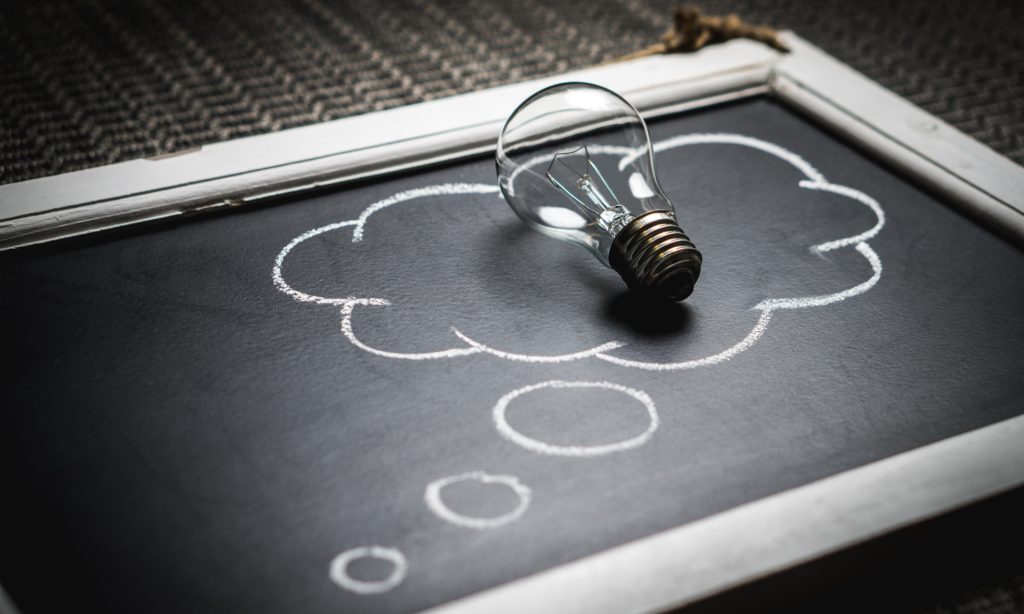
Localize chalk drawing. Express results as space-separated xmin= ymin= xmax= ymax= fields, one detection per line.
xmin=595 ymin=309 xmax=773 ymax=371
xmin=328 ymin=545 xmax=407 ymax=594
xmin=274 ymin=134 xmax=886 ymax=370
xmin=424 ymin=471 xmax=532 ymax=529
xmin=340 ymin=301 xmax=483 ymax=361
xmin=493 ymin=381 xmax=658 ymax=457
xmin=451 ymin=329 xmax=624 ymax=363
xmin=273 ymin=183 xmax=499 ymax=306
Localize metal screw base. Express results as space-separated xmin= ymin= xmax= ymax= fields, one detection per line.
xmin=609 ymin=210 xmax=702 ymax=301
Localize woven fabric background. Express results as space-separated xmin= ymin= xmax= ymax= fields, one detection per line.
xmin=1 ymin=1 xmax=1022 ymax=612
xmin=1 ymin=0 xmax=1023 ymax=185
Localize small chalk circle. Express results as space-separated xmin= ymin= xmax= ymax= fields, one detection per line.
xmin=328 ymin=545 xmax=407 ymax=595
xmin=424 ymin=471 xmax=532 ymax=529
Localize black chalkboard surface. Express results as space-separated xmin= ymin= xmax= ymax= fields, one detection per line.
xmin=2 ymin=98 xmax=1024 ymax=614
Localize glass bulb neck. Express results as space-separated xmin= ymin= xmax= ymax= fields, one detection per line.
xmin=608 ymin=210 xmax=702 ymax=301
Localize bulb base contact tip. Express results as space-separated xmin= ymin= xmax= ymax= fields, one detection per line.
xmin=609 ymin=210 xmax=702 ymax=301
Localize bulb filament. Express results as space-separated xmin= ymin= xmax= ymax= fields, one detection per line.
xmin=545 ymin=144 xmax=633 ymax=234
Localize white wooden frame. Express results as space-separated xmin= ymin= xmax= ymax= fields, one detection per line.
xmin=5 ymin=34 xmax=1019 ymax=251
xmin=1 ymin=33 xmax=1023 ymax=614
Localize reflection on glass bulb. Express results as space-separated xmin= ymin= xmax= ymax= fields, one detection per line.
xmin=496 ymin=82 xmax=702 ymax=301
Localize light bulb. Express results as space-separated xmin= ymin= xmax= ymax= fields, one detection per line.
xmin=496 ymin=82 xmax=702 ymax=301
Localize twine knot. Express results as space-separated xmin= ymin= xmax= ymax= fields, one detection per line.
xmin=614 ymin=5 xmax=787 ymax=63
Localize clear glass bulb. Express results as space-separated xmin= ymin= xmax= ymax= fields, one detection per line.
xmin=496 ymin=82 xmax=702 ymax=301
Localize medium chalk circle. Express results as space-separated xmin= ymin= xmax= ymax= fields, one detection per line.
xmin=425 ymin=471 xmax=532 ymax=529
xmin=493 ymin=381 xmax=658 ymax=457
xmin=328 ymin=546 xmax=407 ymax=594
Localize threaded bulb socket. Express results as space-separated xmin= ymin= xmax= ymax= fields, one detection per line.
xmin=609 ymin=210 xmax=702 ymax=301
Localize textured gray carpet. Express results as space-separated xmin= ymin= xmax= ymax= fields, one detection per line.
xmin=0 ymin=1 xmax=1022 ymax=612
xmin=1 ymin=0 xmax=1022 ymax=185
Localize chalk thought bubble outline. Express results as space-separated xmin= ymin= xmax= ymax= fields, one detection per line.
xmin=272 ymin=133 xmax=884 ymax=371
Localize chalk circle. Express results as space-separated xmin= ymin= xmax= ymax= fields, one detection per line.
xmin=328 ymin=545 xmax=407 ymax=594
xmin=425 ymin=471 xmax=532 ymax=529
xmin=493 ymin=380 xmax=658 ymax=457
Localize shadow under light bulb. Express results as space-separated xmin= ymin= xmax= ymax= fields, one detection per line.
xmin=496 ymin=82 xmax=702 ymax=301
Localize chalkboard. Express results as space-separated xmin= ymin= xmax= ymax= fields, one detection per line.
xmin=2 ymin=97 xmax=1024 ymax=614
